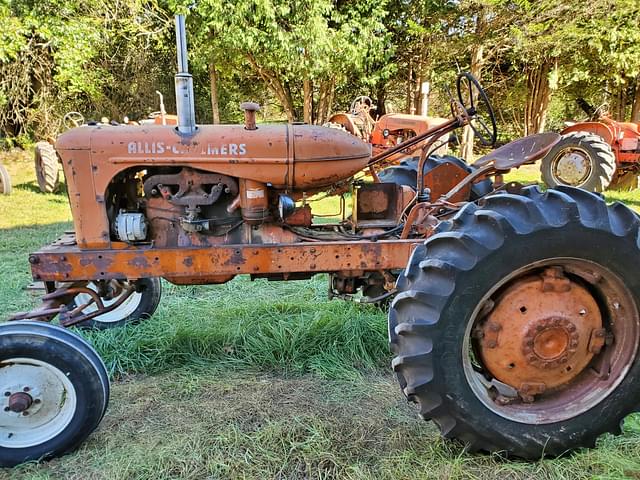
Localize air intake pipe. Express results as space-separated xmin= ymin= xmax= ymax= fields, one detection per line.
xmin=174 ymin=15 xmax=196 ymax=135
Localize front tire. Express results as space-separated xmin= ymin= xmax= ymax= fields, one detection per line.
xmin=540 ymin=132 xmax=616 ymax=192
xmin=34 ymin=142 xmax=60 ymax=193
xmin=390 ymin=186 xmax=640 ymax=458
xmin=0 ymin=164 xmax=11 ymax=195
xmin=0 ymin=321 xmax=109 ymax=467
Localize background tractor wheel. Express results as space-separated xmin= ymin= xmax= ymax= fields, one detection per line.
xmin=0 ymin=321 xmax=109 ymax=467
xmin=390 ymin=186 xmax=640 ymax=458
xmin=0 ymin=164 xmax=11 ymax=195
xmin=34 ymin=142 xmax=60 ymax=193
xmin=70 ymin=278 xmax=162 ymax=330
xmin=378 ymin=154 xmax=493 ymax=200
xmin=540 ymin=132 xmax=616 ymax=192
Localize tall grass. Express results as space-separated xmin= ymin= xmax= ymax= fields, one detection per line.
xmin=82 ymin=277 xmax=389 ymax=379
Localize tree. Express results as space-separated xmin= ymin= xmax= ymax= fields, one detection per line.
xmin=189 ymin=0 xmax=389 ymax=123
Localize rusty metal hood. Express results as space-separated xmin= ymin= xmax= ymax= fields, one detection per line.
xmin=56 ymin=123 xmax=371 ymax=190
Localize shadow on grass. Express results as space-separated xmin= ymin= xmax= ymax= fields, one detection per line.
xmin=14 ymin=181 xmax=68 ymax=195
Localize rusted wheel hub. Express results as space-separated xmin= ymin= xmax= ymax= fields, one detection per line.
xmin=8 ymin=392 xmax=33 ymax=413
xmin=523 ymin=316 xmax=579 ymax=369
xmin=478 ymin=267 xmax=603 ymax=401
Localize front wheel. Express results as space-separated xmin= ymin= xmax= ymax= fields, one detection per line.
xmin=390 ymin=186 xmax=640 ymax=458
xmin=34 ymin=142 xmax=60 ymax=194
xmin=0 ymin=321 xmax=109 ymax=467
xmin=0 ymin=164 xmax=11 ymax=195
xmin=540 ymin=132 xmax=616 ymax=192
xmin=69 ymin=278 xmax=162 ymax=330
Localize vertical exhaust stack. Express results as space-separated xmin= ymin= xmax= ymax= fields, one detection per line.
xmin=174 ymin=14 xmax=196 ymax=135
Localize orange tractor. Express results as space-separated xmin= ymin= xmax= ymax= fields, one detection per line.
xmin=541 ymin=103 xmax=640 ymax=191
xmin=327 ymin=96 xmax=451 ymax=162
xmin=4 ymin=15 xmax=640 ymax=467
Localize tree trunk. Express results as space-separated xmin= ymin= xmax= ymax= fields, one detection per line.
xmin=524 ymin=62 xmax=552 ymax=135
xmin=414 ymin=64 xmax=423 ymax=116
xmin=209 ymin=64 xmax=220 ymax=124
xmin=303 ymin=78 xmax=313 ymax=124
xmin=317 ymin=78 xmax=335 ymax=124
xmin=460 ymin=44 xmax=484 ymax=161
xmin=246 ymin=53 xmax=296 ymax=122
xmin=631 ymin=75 xmax=640 ymax=123
xmin=376 ymin=84 xmax=386 ymax=117
xmin=616 ymin=82 xmax=628 ymax=121
xmin=406 ymin=57 xmax=414 ymax=114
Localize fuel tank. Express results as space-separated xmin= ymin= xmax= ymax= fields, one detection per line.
xmin=56 ymin=123 xmax=371 ymax=190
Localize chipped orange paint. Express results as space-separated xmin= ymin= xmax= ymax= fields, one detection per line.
xmin=55 ymin=124 xmax=370 ymax=248
xmin=29 ymin=233 xmax=420 ymax=284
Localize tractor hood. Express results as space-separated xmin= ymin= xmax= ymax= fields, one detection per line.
xmin=56 ymin=123 xmax=371 ymax=190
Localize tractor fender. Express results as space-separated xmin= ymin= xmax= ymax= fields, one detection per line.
xmin=561 ymin=121 xmax=616 ymax=145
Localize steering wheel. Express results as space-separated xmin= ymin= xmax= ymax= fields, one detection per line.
xmin=63 ymin=111 xmax=85 ymax=130
xmin=456 ymin=72 xmax=497 ymax=146
xmin=350 ymin=96 xmax=373 ymax=115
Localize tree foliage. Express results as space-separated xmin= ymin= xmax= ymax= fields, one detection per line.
xmin=1 ymin=0 xmax=639 ymax=146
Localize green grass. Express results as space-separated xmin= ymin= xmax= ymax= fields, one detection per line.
xmin=2 ymin=151 xmax=640 ymax=479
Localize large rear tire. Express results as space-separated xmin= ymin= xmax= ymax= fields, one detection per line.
xmin=34 ymin=142 xmax=60 ymax=193
xmin=0 ymin=321 xmax=109 ymax=466
xmin=540 ymin=132 xmax=616 ymax=192
xmin=0 ymin=164 xmax=11 ymax=195
xmin=390 ymin=186 xmax=640 ymax=458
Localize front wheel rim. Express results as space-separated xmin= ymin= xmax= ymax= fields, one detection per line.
xmin=74 ymin=281 xmax=143 ymax=323
xmin=462 ymin=258 xmax=639 ymax=424
xmin=0 ymin=358 xmax=77 ymax=448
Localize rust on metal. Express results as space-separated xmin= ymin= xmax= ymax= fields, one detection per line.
xmin=29 ymin=234 xmax=420 ymax=283
xmin=472 ymin=132 xmax=561 ymax=170
xmin=240 ymin=102 xmax=260 ymax=130
xmin=478 ymin=267 xmax=603 ymax=398
xmin=56 ymin=124 xmax=371 ymax=248
xmin=421 ymin=162 xmax=471 ymax=202
xmin=8 ymin=392 xmax=33 ymax=413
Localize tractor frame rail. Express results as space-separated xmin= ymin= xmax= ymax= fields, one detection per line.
xmin=27 ymin=233 xmax=421 ymax=283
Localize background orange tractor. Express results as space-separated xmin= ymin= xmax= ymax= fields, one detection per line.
xmin=541 ymin=101 xmax=640 ymax=192
xmin=327 ymin=95 xmax=450 ymax=164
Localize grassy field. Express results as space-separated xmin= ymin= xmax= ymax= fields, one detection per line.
xmin=1 ymin=150 xmax=640 ymax=479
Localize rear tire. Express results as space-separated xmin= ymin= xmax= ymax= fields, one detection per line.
xmin=0 ymin=164 xmax=11 ymax=195
xmin=0 ymin=321 xmax=109 ymax=467
xmin=34 ymin=142 xmax=60 ymax=193
xmin=540 ymin=132 xmax=616 ymax=192
xmin=390 ymin=186 xmax=640 ymax=458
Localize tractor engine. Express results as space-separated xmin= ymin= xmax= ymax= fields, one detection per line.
xmin=105 ymin=166 xmax=304 ymax=249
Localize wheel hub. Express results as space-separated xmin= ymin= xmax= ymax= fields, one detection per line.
xmin=8 ymin=392 xmax=32 ymax=413
xmin=554 ymin=149 xmax=591 ymax=185
xmin=524 ymin=317 xmax=579 ymax=369
xmin=477 ymin=267 xmax=603 ymax=400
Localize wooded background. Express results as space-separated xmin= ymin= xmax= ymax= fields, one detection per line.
xmin=1 ymin=0 xmax=639 ymax=147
